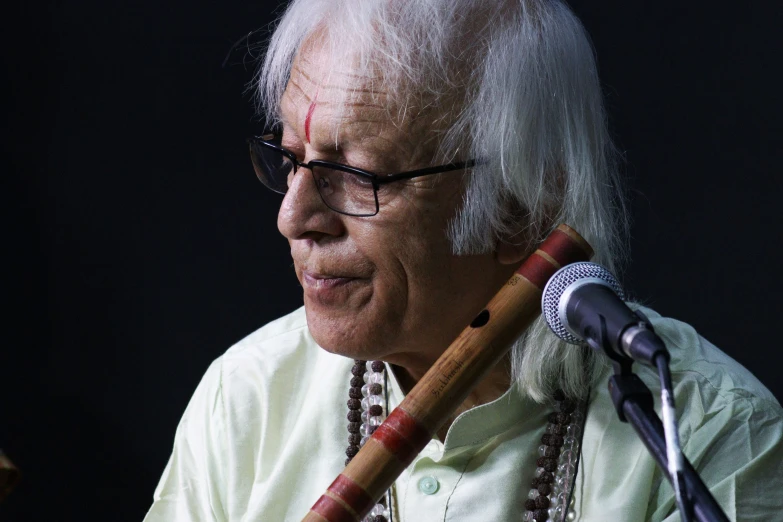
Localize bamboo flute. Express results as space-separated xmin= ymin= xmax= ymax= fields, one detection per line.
xmin=303 ymin=224 xmax=593 ymax=522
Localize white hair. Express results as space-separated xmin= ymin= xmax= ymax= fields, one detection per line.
xmin=256 ymin=0 xmax=629 ymax=402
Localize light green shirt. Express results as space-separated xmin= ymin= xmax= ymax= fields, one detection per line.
xmin=144 ymin=307 xmax=783 ymax=521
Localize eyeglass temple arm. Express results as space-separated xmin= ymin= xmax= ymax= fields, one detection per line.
xmin=376 ymin=160 xmax=477 ymax=184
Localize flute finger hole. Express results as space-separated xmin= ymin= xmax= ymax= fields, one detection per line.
xmin=470 ymin=309 xmax=490 ymax=328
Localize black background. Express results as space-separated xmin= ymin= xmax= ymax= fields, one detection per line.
xmin=2 ymin=1 xmax=781 ymax=521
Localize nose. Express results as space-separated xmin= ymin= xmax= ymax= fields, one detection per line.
xmin=277 ymin=163 xmax=344 ymax=241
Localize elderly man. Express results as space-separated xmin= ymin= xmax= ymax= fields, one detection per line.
xmin=144 ymin=1 xmax=783 ymax=521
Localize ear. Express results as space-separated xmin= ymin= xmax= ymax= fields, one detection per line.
xmin=494 ymin=193 xmax=560 ymax=265
xmin=495 ymin=233 xmax=533 ymax=265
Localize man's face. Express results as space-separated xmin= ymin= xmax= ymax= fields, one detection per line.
xmin=277 ymin=42 xmax=516 ymax=375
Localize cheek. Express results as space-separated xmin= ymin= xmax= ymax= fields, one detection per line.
xmin=363 ymin=220 xmax=454 ymax=311
xmin=315 ymin=191 xmax=465 ymax=352
xmin=355 ymin=228 xmax=411 ymax=304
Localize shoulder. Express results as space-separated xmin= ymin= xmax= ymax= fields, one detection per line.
xmin=222 ymin=306 xmax=311 ymax=370
xmin=176 ymin=307 xmax=315 ymax=423
xmin=636 ymin=307 xmax=783 ymax=519
xmin=208 ymin=307 xmax=352 ymax=412
xmin=146 ymin=308 xmax=355 ymax=520
xmin=184 ymin=307 xmax=310 ymax=403
xmin=627 ymin=306 xmax=782 ymax=454
xmin=213 ymin=308 xmax=355 ymax=514
xmin=638 ymin=306 xmax=781 ymax=415
xmin=205 ymin=307 xmax=359 ymax=442
xmin=579 ymin=306 xmax=783 ymax=520
xmin=224 ymin=305 xmax=311 ymax=363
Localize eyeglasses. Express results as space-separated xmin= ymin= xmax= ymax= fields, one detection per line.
xmin=248 ymin=133 xmax=475 ymax=217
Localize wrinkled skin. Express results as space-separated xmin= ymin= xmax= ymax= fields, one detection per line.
xmin=276 ymin=40 xmax=527 ymax=410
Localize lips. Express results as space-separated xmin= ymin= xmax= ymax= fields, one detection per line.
xmin=302 ymin=271 xmax=358 ymax=288
xmin=300 ymin=268 xmax=367 ymax=306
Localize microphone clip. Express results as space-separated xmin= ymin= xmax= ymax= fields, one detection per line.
xmin=584 ymin=308 xmax=669 ymax=375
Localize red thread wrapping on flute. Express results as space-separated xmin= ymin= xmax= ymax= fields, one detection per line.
xmin=372 ymin=424 xmax=418 ymax=465
xmin=516 ymin=253 xmax=557 ymax=290
xmin=310 ymin=493 xmax=357 ymax=522
xmin=538 ymin=229 xmax=590 ymax=267
xmin=387 ymin=408 xmax=431 ymax=443
xmin=371 ymin=408 xmax=431 ymax=466
xmin=326 ymin=475 xmax=374 ymax=517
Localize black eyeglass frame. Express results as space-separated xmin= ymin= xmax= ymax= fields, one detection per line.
xmin=248 ymin=133 xmax=476 ymax=217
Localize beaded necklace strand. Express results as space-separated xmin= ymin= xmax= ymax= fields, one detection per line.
xmin=524 ymin=390 xmax=586 ymax=521
xmin=346 ymin=360 xmax=586 ymax=522
xmin=346 ymin=360 xmax=392 ymax=522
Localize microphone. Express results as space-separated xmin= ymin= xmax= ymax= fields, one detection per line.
xmin=543 ymin=263 xmax=701 ymax=521
xmin=541 ymin=262 xmax=668 ymax=365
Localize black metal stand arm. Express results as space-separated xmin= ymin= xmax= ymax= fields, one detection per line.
xmin=608 ymin=370 xmax=730 ymax=522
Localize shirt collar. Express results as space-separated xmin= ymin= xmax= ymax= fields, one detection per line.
xmin=384 ymin=363 xmax=549 ymax=452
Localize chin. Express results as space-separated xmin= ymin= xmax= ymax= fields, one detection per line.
xmin=314 ymin=336 xmax=387 ymax=362
xmin=304 ymin=306 xmax=386 ymax=361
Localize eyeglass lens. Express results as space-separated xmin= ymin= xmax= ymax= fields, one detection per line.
xmin=250 ymin=138 xmax=379 ymax=216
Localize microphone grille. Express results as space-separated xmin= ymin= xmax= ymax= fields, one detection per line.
xmin=541 ymin=262 xmax=625 ymax=344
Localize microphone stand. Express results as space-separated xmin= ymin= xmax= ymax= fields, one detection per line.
xmin=589 ymin=313 xmax=730 ymax=522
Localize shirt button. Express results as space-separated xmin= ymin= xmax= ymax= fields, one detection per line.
xmin=418 ymin=476 xmax=440 ymax=495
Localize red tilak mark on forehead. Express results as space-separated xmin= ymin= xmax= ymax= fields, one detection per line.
xmin=304 ymin=101 xmax=317 ymax=143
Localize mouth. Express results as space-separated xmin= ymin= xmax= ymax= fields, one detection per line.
xmin=300 ymin=269 xmax=367 ymax=306
xmin=302 ymin=271 xmax=358 ymax=288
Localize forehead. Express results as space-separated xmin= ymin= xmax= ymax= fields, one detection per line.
xmin=280 ymin=40 xmax=439 ymax=163
xmin=285 ymin=47 xmax=389 ymax=124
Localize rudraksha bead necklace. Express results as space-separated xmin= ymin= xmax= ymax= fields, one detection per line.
xmin=346 ymin=360 xmax=392 ymax=522
xmin=346 ymin=361 xmax=587 ymax=522
xmin=523 ymin=389 xmax=586 ymax=522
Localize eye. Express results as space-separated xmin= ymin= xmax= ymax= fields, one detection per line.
xmin=345 ymin=173 xmax=374 ymax=187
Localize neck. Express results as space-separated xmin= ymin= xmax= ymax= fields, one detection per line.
xmin=390 ymin=353 xmax=512 ymax=441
